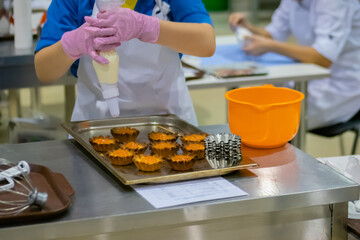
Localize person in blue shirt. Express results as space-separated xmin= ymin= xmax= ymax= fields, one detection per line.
xmin=34 ymin=0 xmax=215 ymax=125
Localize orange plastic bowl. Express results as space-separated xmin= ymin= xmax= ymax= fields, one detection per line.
xmin=225 ymin=85 xmax=304 ymax=149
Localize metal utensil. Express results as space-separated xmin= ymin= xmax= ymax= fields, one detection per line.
xmin=0 ymin=161 xmax=48 ymax=215
xmin=157 ymin=125 xmax=184 ymax=137
xmin=205 ymin=133 xmax=242 ymax=169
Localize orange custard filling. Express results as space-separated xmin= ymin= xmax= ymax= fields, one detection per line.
xmin=185 ymin=143 xmax=205 ymax=151
xmin=183 ymin=134 xmax=206 ymax=142
xmin=93 ymin=138 xmax=115 ymax=144
xmin=150 ymin=133 xmax=175 ymax=141
xmin=138 ymin=156 xmax=161 ymax=164
xmin=124 ymin=142 xmax=143 ymax=149
xmin=109 ymin=149 xmax=132 ymax=157
xmin=112 ymin=127 xmax=137 ymax=134
xmin=153 ymin=142 xmax=175 ymax=149
xmin=172 ymin=155 xmax=193 ymax=162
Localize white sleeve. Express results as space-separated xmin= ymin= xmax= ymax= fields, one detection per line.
xmin=265 ymin=0 xmax=291 ymax=42
xmin=312 ymin=0 xmax=354 ymax=62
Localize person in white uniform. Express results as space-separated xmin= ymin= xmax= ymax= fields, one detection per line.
xmin=34 ymin=0 xmax=215 ymax=126
xmin=229 ymin=0 xmax=360 ymax=130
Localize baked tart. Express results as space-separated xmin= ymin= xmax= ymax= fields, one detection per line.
xmin=123 ymin=141 xmax=148 ymax=155
xmin=181 ymin=143 xmax=205 ymax=159
xmin=148 ymin=131 xmax=177 ymax=143
xmin=150 ymin=141 xmax=179 ymax=159
xmin=111 ymin=127 xmax=139 ymax=143
xmin=133 ymin=155 xmax=163 ymax=172
xmin=180 ymin=133 xmax=208 ymax=145
xmin=169 ymin=155 xmax=195 ymax=171
xmin=107 ymin=148 xmax=134 ymax=166
xmin=89 ymin=135 xmax=117 ymax=152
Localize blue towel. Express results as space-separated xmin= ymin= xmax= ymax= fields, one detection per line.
xmin=200 ymin=44 xmax=295 ymax=67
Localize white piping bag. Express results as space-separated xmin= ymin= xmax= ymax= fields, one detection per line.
xmin=235 ymin=26 xmax=252 ymax=47
xmin=92 ymin=0 xmax=125 ymax=117
xmin=93 ymin=51 xmax=120 ymax=117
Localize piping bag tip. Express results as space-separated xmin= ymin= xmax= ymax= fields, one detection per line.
xmin=106 ymin=97 xmax=120 ymax=117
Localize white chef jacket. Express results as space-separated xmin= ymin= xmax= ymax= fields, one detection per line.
xmin=266 ymin=0 xmax=360 ymax=130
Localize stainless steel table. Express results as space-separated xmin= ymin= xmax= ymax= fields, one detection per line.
xmin=0 ymin=39 xmax=76 ymax=121
xmin=0 ymin=124 xmax=358 ymax=240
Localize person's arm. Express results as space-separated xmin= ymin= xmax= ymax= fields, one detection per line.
xmin=230 ymin=0 xmax=292 ymax=41
xmin=35 ymin=20 xmax=215 ymax=83
xmin=243 ymin=35 xmax=332 ymax=68
xmin=35 ymin=22 xmax=118 ymax=83
xmin=228 ymin=12 xmax=272 ymax=39
xmin=245 ymin=24 xmax=272 ymax=39
xmin=269 ymin=41 xmax=332 ymax=68
xmin=87 ymin=8 xmax=216 ymax=58
xmin=34 ymin=41 xmax=76 ymax=83
xmin=34 ymin=0 xmax=82 ymax=83
xmin=157 ymin=21 xmax=215 ymax=57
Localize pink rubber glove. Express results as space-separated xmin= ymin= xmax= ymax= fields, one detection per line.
xmin=85 ymin=8 xmax=160 ymax=47
xmin=60 ymin=22 xmax=120 ymax=64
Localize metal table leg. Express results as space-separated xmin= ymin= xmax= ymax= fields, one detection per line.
xmin=30 ymin=88 xmax=41 ymax=117
xmin=8 ymin=89 xmax=21 ymax=119
xmin=225 ymin=87 xmax=237 ymax=123
xmin=64 ymin=85 xmax=76 ymax=122
xmin=292 ymin=81 xmax=308 ymax=150
xmin=331 ymin=203 xmax=349 ymax=240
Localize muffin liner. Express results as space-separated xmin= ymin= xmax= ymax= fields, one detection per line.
xmin=169 ymin=155 xmax=195 ymax=171
xmin=107 ymin=149 xmax=134 ymax=166
xmin=122 ymin=142 xmax=148 ymax=155
xmin=111 ymin=127 xmax=139 ymax=143
xmin=148 ymin=131 xmax=178 ymax=143
xmin=180 ymin=133 xmax=209 ymax=145
xmin=205 ymin=133 xmax=242 ymax=169
xmin=181 ymin=143 xmax=205 ymax=159
xmin=150 ymin=142 xmax=180 ymax=159
xmin=89 ymin=135 xmax=117 ymax=152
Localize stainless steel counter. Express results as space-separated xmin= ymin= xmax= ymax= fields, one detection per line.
xmin=0 ymin=124 xmax=358 ymax=240
xmin=0 ymin=39 xmax=76 ymax=121
xmin=0 ymin=39 xmax=76 ymax=89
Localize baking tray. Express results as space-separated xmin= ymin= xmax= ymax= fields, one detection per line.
xmin=182 ymin=61 xmax=206 ymax=81
xmin=0 ymin=164 xmax=74 ymax=225
xmin=202 ymin=62 xmax=268 ymax=78
xmin=61 ymin=114 xmax=258 ymax=185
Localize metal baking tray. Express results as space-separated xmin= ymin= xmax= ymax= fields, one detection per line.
xmin=61 ymin=114 xmax=258 ymax=185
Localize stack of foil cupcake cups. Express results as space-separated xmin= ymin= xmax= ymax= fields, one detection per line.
xmin=205 ymin=133 xmax=242 ymax=169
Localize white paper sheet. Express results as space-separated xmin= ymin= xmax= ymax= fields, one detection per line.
xmin=132 ymin=177 xmax=248 ymax=208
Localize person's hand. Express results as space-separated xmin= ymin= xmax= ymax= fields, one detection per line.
xmin=60 ymin=22 xmax=120 ymax=64
xmin=242 ymin=35 xmax=273 ymax=56
xmin=228 ymin=12 xmax=249 ymax=32
xmin=85 ymin=8 xmax=160 ymax=46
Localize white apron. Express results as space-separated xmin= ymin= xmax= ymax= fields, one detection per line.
xmin=71 ymin=0 xmax=197 ymax=125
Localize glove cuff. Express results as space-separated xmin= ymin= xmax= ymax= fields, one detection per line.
xmin=60 ymin=31 xmax=82 ymax=60
xmin=138 ymin=15 xmax=160 ymax=44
